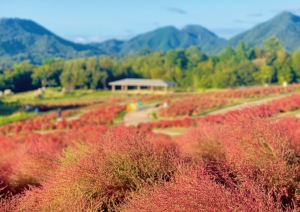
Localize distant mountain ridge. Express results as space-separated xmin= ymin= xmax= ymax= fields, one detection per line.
xmin=90 ymin=25 xmax=226 ymax=54
xmin=2 ymin=11 xmax=300 ymax=67
xmin=215 ymin=11 xmax=300 ymax=52
xmin=0 ymin=18 xmax=103 ymax=67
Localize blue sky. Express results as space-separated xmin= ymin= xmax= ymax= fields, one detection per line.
xmin=1 ymin=0 xmax=300 ymax=43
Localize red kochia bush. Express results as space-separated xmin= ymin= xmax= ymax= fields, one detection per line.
xmin=13 ymin=126 xmax=180 ymax=212
xmin=220 ymin=108 xmax=299 ymax=189
xmin=0 ymin=126 xmax=110 ymax=198
xmin=176 ymin=107 xmax=300 ymax=208
xmin=122 ymin=169 xmax=287 ymax=212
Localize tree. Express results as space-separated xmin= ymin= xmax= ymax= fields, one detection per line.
xmin=60 ymin=60 xmax=88 ymax=90
xmin=291 ymin=50 xmax=300 ymax=81
xmin=263 ymin=36 xmax=283 ymax=53
xmin=277 ymin=64 xmax=293 ymax=84
xmin=253 ymin=65 xmax=274 ymax=85
xmin=236 ymin=42 xmax=249 ymax=61
xmin=219 ymin=47 xmax=236 ymax=62
xmin=32 ymin=64 xmax=58 ymax=88
xmin=165 ymin=50 xmax=187 ymax=83
xmin=9 ymin=61 xmax=35 ymax=92
xmin=185 ymin=46 xmax=207 ymax=69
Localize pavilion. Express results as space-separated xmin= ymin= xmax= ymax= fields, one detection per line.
xmin=108 ymin=78 xmax=177 ymax=94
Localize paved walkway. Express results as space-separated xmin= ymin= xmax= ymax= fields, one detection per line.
xmin=123 ymin=103 xmax=160 ymax=127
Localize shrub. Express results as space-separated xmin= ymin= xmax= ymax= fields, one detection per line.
xmin=121 ymin=169 xmax=288 ymax=212
xmin=13 ymin=126 xmax=181 ymax=211
xmin=176 ymin=107 xmax=300 ymax=208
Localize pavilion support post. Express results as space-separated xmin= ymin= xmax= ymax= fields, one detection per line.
xmin=112 ymin=85 xmax=115 ymax=92
xmin=151 ymin=86 xmax=154 ymax=93
xmin=164 ymin=86 xmax=168 ymax=94
xmin=136 ymin=85 xmax=141 ymax=93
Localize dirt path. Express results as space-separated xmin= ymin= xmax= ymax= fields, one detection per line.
xmin=124 ymin=94 xmax=293 ymax=127
xmin=56 ymin=109 xmax=91 ymax=123
xmin=151 ymin=129 xmax=182 ymax=136
xmin=207 ymin=94 xmax=292 ymax=115
xmin=37 ymin=93 xmax=298 ymax=135
xmin=123 ymin=103 xmax=160 ymax=127
xmin=122 ymin=93 xmax=297 ymax=136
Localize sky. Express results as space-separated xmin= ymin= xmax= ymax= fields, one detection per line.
xmin=1 ymin=0 xmax=300 ymax=43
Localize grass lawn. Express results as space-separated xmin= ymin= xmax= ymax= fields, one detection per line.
xmin=276 ymin=108 xmax=300 ymax=118
xmin=0 ymin=111 xmax=37 ymax=125
xmin=113 ymin=110 xmax=126 ymax=125
xmin=2 ymin=88 xmax=118 ymax=104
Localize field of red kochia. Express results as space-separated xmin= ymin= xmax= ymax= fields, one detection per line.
xmin=138 ymin=93 xmax=300 ymax=131
xmin=2 ymin=107 xmax=300 ymax=211
xmin=2 ymin=87 xmax=300 ymax=211
xmin=0 ymin=103 xmax=124 ymax=134
xmin=157 ymin=84 xmax=300 ymax=118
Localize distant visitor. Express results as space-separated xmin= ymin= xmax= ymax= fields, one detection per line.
xmin=57 ymin=108 xmax=62 ymax=119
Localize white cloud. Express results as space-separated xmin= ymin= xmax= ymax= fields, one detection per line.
xmin=72 ymin=32 xmax=135 ymax=44
xmin=74 ymin=37 xmax=87 ymax=43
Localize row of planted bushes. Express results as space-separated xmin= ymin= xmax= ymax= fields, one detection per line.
xmin=0 ymin=103 xmax=124 ymax=134
xmin=157 ymin=84 xmax=300 ymax=118
xmin=138 ymin=93 xmax=300 ymax=131
xmin=158 ymin=96 xmax=231 ymax=117
xmin=2 ymin=89 xmax=300 ymax=210
xmin=1 ymin=107 xmax=300 ymax=211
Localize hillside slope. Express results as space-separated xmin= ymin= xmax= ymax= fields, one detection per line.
xmin=0 ymin=18 xmax=103 ymax=67
xmin=217 ymin=11 xmax=300 ymax=53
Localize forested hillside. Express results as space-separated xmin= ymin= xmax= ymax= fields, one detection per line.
xmin=216 ymin=11 xmax=300 ymax=53
xmin=0 ymin=36 xmax=299 ymax=93
xmin=0 ymin=18 xmax=104 ymax=67
xmin=3 ymin=11 xmax=300 ymax=67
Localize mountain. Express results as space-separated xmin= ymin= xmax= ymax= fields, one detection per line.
xmin=0 ymin=18 xmax=104 ymax=67
xmin=219 ymin=11 xmax=300 ymax=52
xmin=90 ymin=39 xmax=124 ymax=55
xmin=91 ymin=25 xmax=226 ymax=54
xmin=3 ymin=11 xmax=300 ymax=67
xmin=0 ymin=19 xmax=225 ymax=67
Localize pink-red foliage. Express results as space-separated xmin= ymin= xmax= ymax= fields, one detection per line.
xmin=122 ymin=169 xmax=288 ymax=212
xmin=10 ymin=126 xmax=180 ymax=211
xmin=175 ymin=107 xmax=300 ymax=208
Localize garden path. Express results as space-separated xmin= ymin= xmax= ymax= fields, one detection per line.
xmin=123 ymin=103 xmax=160 ymax=127
xmin=123 ymin=93 xmax=296 ymax=135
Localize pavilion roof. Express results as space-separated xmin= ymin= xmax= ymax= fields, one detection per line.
xmin=108 ymin=78 xmax=177 ymax=86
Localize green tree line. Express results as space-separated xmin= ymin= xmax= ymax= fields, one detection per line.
xmin=0 ymin=36 xmax=299 ymax=93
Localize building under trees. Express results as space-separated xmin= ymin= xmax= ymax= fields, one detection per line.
xmin=108 ymin=78 xmax=177 ymax=94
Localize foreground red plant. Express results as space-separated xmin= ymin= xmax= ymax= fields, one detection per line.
xmin=175 ymin=108 xmax=300 ymax=208
xmin=0 ymin=125 xmax=109 ymax=197
xmin=122 ymin=169 xmax=289 ymax=212
xmin=4 ymin=126 xmax=180 ymax=211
